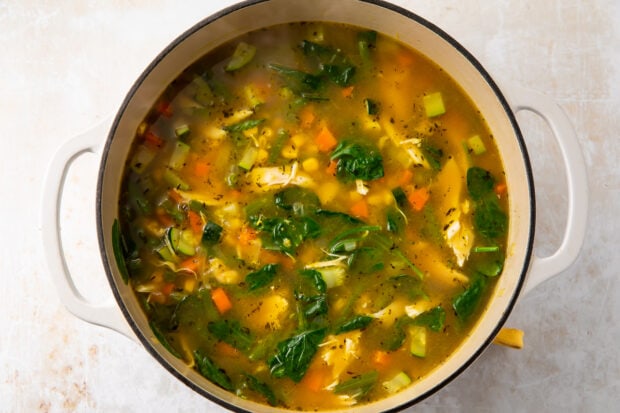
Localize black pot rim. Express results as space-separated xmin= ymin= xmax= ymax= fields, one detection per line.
xmin=96 ymin=1 xmax=536 ymax=411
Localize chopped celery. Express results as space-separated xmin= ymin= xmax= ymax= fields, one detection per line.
xmin=238 ymin=146 xmax=259 ymax=171
xmin=130 ymin=145 xmax=156 ymax=174
xmin=358 ymin=30 xmax=377 ymax=61
xmin=175 ymin=124 xmax=190 ymax=139
xmin=409 ymin=325 xmax=427 ymax=357
xmin=423 ymin=92 xmax=445 ymax=117
xmin=163 ymin=169 xmax=190 ymax=190
xmin=169 ymin=141 xmax=190 ymax=170
xmin=382 ymin=371 xmax=411 ymax=394
xmin=467 ymin=135 xmax=487 ymax=155
xmin=192 ymin=76 xmax=213 ymax=106
xmin=225 ymin=42 xmax=256 ymax=71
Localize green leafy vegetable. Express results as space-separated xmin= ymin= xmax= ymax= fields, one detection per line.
xmin=274 ymin=186 xmax=320 ymax=216
xmin=335 ymin=315 xmax=373 ymax=334
xmin=474 ymin=197 xmax=507 ymax=239
xmin=391 ymin=187 xmax=408 ymax=208
xmin=453 ymin=277 xmax=487 ymax=321
xmin=269 ymin=328 xmax=327 ymax=382
xmin=412 ymin=306 xmax=446 ymax=332
xmin=299 ymin=268 xmax=327 ymax=293
xmin=112 ymin=219 xmax=129 ymax=284
xmin=421 ymin=143 xmax=444 ymax=171
xmin=194 ymin=350 xmax=234 ymax=391
xmin=331 ymin=140 xmax=384 ymax=182
xmin=246 ymin=263 xmax=279 ymax=291
xmin=224 ymin=118 xmax=265 ymax=133
xmin=333 ymin=370 xmax=378 ymax=397
xmin=322 ymin=64 xmax=356 ymax=87
xmin=268 ymin=64 xmax=323 ymax=92
xmin=149 ymin=321 xmax=182 ymax=358
xmin=208 ymin=319 xmax=253 ymax=351
xmin=245 ymin=374 xmax=278 ymax=406
xmin=358 ymin=30 xmax=378 ymax=61
xmin=467 ymin=167 xmax=495 ymax=200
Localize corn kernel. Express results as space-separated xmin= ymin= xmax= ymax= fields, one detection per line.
xmin=281 ymin=143 xmax=298 ymax=159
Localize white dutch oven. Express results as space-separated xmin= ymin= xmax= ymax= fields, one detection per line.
xmin=41 ymin=1 xmax=588 ymax=412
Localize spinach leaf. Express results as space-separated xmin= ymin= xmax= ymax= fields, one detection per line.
xmin=302 ymin=294 xmax=328 ymax=319
xmin=322 ymin=64 xmax=356 ymax=87
xmin=384 ymin=317 xmax=409 ymax=351
xmin=274 ymin=186 xmax=320 ymax=215
xmin=149 ymin=321 xmax=182 ymax=358
xmin=386 ymin=206 xmax=406 ymax=234
xmin=333 ymin=370 xmax=378 ymax=397
xmin=246 ymin=263 xmax=279 ymax=291
xmin=223 ymin=118 xmax=265 ymax=133
xmin=245 ymin=374 xmax=278 ymax=406
xmin=299 ymin=268 xmax=327 ymax=293
xmin=335 ymin=315 xmax=373 ymax=334
xmin=268 ymin=328 xmax=327 ymax=382
xmin=194 ymin=350 xmax=234 ymax=391
xmin=268 ymin=64 xmax=324 ymax=92
xmin=358 ymin=30 xmax=378 ymax=61
xmin=331 ymin=140 xmax=384 ymax=182
xmin=474 ymin=197 xmax=508 ymax=239
xmin=208 ymin=319 xmax=253 ymax=351
xmin=422 ymin=143 xmax=444 ymax=171
xmin=453 ymin=276 xmax=487 ymax=321
xmin=391 ymin=187 xmax=408 ymax=208
xmin=467 ymin=167 xmax=495 ymax=200
xmin=112 ymin=219 xmax=129 ymax=284
xmin=347 ymin=247 xmax=384 ymax=274
xmin=412 ymin=306 xmax=446 ymax=332
xmin=315 ymin=209 xmax=364 ymax=224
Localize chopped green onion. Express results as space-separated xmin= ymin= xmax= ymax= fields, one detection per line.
xmin=423 ymin=92 xmax=445 ymax=117
xmin=473 ymin=245 xmax=500 ymax=253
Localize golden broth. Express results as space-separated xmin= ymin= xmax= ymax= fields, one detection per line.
xmin=117 ymin=22 xmax=509 ymax=410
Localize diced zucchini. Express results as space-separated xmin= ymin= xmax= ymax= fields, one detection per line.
xmin=225 ymin=42 xmax=257 ymax=71
xmin=382 ymin=371 xmax=411 ymax=394
xmin=423 ymin=92 xmax=445 ymax=117
xmin=409 ymin=325 xmax=427 ymax=357
xmin=467 ymin=135 xmax=487 ymax=155
xmin=156 ymin=244 xmax=176 ymax=262
xmin=130 ymin=145 xmax=157 ymax=174
xmin=317 ymin=266 xmax=345 ymax=289
xmin=166 ymin=228 xmax=196 ymax=256
xmin=163 ymin=169 xmax=190 ymax=190
xmin=238 ymin=146 xmax=259 ymax=171
xmin=175 ymin=124 xmax=190 ymax=139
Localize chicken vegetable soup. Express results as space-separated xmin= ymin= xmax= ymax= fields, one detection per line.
xmin=115 ymin=22 xmax=508 ymax=410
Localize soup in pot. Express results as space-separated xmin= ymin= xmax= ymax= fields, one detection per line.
xmin=114 ymin=22 xmax=509 ymax=410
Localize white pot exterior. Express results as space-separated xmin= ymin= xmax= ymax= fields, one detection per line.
xmin=96 ymin=1 xmax=535 ymax=411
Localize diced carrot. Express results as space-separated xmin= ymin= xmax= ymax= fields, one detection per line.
xmin=326 ymin=160 xmax=338 ymax=176
xmin=398 ymin=169 xmax=414 ymax=186
xmin=215 ymin=341 xmax=240 ymax=357
xmin=238 ymin=226 xmax=258 ymax=245
xmin=193 ymin=161 xmax=210 ymax=178
xmin=372 ymin=350 xmax=391 ymax=368
xmin=396 ymin=49 xmax=415 ymax=67
xmin=315 ymin=125 xmax=338 ymax=152
xmin=179 ymin=257 xmax=200 ymax=273
xmin=301 ymin=367 xmax=325 ymax=392
xmin=299 ymin=105 xmax=316 ymax=128
xmin=187 ymin=210 xmax=204 ymax=235
xmin=156 ymin=101 xmax=173 ymax=118
xmin=143 ymin=131 xmax=164 ymax=148
xmin=168 ymin=189 xmax=184 ymax=204
xmin=211 ymin=287 xmax=233 ymax=314
xmin=350 ymin=198 xmax=370 ymax=218
xmin=341 ymin=85 xmax=355 ymax=98
xmin=161 ymin=282 xmax=175 ymax=296
xmin=155 ymin=208 xmax=174 ymax=227
xmin=407 ymin=187 xmax=430 ymax=212
xmin=494 ymin=182 xmax=508 ymax=197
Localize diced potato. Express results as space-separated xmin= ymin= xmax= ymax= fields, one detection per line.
xmin=245 ymin=294 xmax=289 ymax=331
xmin=316 ymin=180 xmax=340 ymax=204
xmin=302 ymin=157 xmax=319 ymax=172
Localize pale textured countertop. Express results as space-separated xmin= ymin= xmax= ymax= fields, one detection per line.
xmin=1 ymin=1 xmax=618 ymax=411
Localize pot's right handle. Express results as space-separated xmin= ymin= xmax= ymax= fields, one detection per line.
xmin=505 ymin=85 xmax=588 ymax=295
xmin=41 ymin=118 xmax=137 ymax=341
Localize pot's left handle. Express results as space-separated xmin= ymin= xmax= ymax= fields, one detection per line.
xmin=41 ymin=118 xmax=137 ymax=342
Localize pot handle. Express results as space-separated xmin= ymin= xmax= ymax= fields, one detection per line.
xmin=41 ymin=118 xmax=137 ymax=341
xmin=505 ymin=85 xmax=588 ymax=295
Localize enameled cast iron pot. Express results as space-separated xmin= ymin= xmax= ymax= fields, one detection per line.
xmin=42 ymin=1 xmax=588 ymax=411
